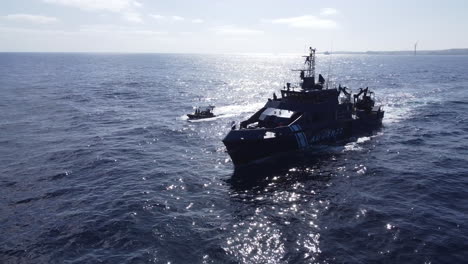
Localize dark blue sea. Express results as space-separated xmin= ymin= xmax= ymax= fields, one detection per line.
xmin=1 ymin=53 xmax=467 ymax=263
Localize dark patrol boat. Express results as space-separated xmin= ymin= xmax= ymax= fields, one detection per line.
xmin=223 ymin=47 xmax=384 ymax=166
xmin=187 ymin=106 xmax=216 ymax=120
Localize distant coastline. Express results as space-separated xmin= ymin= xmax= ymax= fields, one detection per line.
xmin=323 ymin=48 xmax=468 ymax=55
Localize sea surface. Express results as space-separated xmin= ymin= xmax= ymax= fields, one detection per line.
xmin=1 ymin=53 xmax=467 ymax=264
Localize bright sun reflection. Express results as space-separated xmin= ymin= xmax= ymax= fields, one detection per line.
xmin=225 ymin=179 xmax=326 ymax=263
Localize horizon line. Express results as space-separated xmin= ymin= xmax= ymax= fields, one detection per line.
xmin=1 ymin=48 xmax=468 ymax=55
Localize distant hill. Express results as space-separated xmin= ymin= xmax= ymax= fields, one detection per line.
xmin=324 ymin=49 xmax=468 ymax=55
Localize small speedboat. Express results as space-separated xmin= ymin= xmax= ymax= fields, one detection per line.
xmin=187 ymin=106 xmax=216 ymax=120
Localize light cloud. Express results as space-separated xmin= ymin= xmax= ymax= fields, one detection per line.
xmin=191 ymin=18 xmax=204 ymax=24
xmin=42 ymin=0 xmax=142 ymax=12
xmin=320 ymin=8 xmax=338 ymax=16
xmin=43 ymin=0 xmax=143 ymax=23
xmin=123 ymin=12 xmax=143 ymax=23
xmin=150 ymin=15 xmax=203 ymax=24
xmin=0 ymin=24 xmax=166 ymax=37
xmin=132 ymin=1 xmax=142 ymax=8
xmin=267 ymin=15 xmax=337 ymax=29
xmin=213 ymin=25 xmax=264 ymax=36
xmin=171 ymin=16 xmax=184 ymax=21
xmin=149 ymin=14 xmax=164 ymax=20
xmin=3 ymin=14 xmax=59 ymax=24
xmin=0 ymin=25 xmax=70 ymax=35
xmin=79 ymin=24 xmax=166 ymax=36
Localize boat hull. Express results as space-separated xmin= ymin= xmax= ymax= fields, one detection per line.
xmin=223 ymin=114 xmax=383 ymax=166
xmin=187 ymin=114 xmax=215 ymax=120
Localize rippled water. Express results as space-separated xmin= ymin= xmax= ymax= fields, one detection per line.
xmin=1 ymin=53 xmax=467 ymax=263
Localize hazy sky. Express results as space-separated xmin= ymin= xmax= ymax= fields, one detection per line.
xmin=1 ymin=0 xmax=467 ymax=53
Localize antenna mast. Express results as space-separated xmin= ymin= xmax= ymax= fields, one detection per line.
xmin=306 ymin=47 xmax=316 ymax=78
xmin=326 ymin=42 xmax=333 ymax=89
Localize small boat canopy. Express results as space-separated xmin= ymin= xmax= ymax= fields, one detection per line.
xmin=196 ymin=106 xmax=215 ymax=112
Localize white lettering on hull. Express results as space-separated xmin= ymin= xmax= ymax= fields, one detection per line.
xmin=309 ymin=128 xmax=344 ymax=143
xmin=289 ymin=125 xmax=344 ymax=149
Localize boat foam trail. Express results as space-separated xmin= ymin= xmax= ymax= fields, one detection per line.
xmin=187 ymin=114 xmax=236 ymax=122
xmin=215 ymin=103 xmax=265 ymax=116
xmin=183 ymin=103 xmax=266 ymax=122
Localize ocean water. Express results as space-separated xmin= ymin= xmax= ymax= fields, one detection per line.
xmin=0 ymin=53 xmax=467 ymax=263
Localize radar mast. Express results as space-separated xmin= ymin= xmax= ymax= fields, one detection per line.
xmin=304 ymin=47 xmax=316 ymax=79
